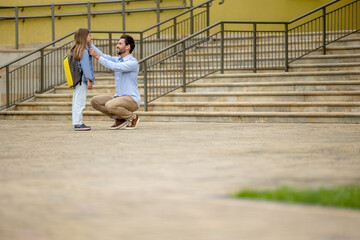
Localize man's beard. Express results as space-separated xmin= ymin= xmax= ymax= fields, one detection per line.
xmin=117 ymin=49 xmax=124 ymax=55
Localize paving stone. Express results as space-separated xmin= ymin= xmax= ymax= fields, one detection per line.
xmin=0 ymin=120 xmax=360 ymax=240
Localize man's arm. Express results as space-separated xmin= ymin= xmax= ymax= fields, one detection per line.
xmin=99 ymin=57 xmax=139 ymax=72
xmin=89 ymin=43 xmax=117 ymax=62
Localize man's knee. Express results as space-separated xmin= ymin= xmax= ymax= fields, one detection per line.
xmin=105 ymin=101 xmax=116 ymax=112
xmin=105 ymin=101 xmax=127 ymax=115
xmin=90 ymin=96 xmax=101 ymax=108
xmin=90 ymin=96 xmax=95 ymax=105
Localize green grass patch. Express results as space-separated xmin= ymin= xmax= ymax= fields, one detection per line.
xmin=234 ymin=185 xmax=360 ymax=210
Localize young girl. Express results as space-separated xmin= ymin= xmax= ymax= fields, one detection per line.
xmin=71 ymin=28 xmax=94 ymax=131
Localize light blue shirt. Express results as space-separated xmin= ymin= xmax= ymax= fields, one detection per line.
xmin=78 ymin=46 xmax=95 ymax=85
xmin=90 ymin=43 xmax=141 ymax=107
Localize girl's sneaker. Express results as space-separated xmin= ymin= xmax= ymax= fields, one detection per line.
xmin=74 ymin=124 xmax=91 ymax=131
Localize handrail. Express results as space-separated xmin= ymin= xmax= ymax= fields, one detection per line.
xmin=139 ymin=20 xmax=288 ymax=63
xmin=0 ymin=0 xmax=214 ymax=109
xmin=142 ymin=0 xmax=212 ymax=32
xmin=289 ymin=0 xmax=339 ymax=23
xmin=0 ymin=7 xmax=188 ymax=19
xmin=0 ymin=30 xmax=142 ymax=69
xmin=138 ymin=0 xmax=355 ymax=64
xmin=140 ymin=0 xmax=359 ymax=110
xmin=0 ymin=0 xmax=212 ymax=69
xmin=0 ymin=31 xmax=75 ymax=69
xmin=0 ymin=0 xmax=173 ymax=8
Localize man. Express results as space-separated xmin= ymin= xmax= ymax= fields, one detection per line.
xmin=89 ymin=34 xmax=140 ymax=130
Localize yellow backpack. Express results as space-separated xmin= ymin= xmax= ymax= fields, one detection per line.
xmin=63 ymin=52 xmax=82 ymax=88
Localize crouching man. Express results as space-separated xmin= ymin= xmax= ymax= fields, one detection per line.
xmin=89 ymin=34 xmax=140 ymax=130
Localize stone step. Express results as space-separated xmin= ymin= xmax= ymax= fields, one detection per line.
xmin=182 ymin=81 xmax=360 ymax=92
xmin=138 ymin=71 xmax=360 ymax=84
xmin=146 ymin=102 xmax=360 ymax=112
xmin=152 ymin=61 xmax=360 ymax=73
xmin=153 ymin=91 xmax=360 ymax=102
xmin=145 ymin=61 xmax=360 ymax=73
xmin=95 ymin=71 xmax=360 ymax=85
xmin=30 ymin=93 xmax=109 ymax=102
xmin=155 ymin=53 xmax=360 ymax=67
xmin=183 ymin=48 xmax=324 ymax=56
xmin=15 ymin=102 xmax=92 ymax=111
xmin=14 ymin=101 xmax=360 ymax=113
xmin=184 ymin=38 xmax=360 ymax=52
xmin=291 ymin=54 xmax=360 ymax=64
xmin=315 ymin=45 xmax=360 ymax=54
xmin=1 ymin=110 xmax=359 ymax=123
xmin=29 ymin=90 xmax=360 ymax=103
xmin=289 ymin=62 xmax=360 ymax=72
xmin=199 ymin=71 xmax=360 ymax=82
xmin=55 ymin=85 xmax=118 ymax=94
xmin=53 ymin=81 xmax=360 ymax=94
xmin=152 ymin=58 xmax=286 ymax=68
xmin=211 ymin=31 xmax=359 ymax=41
xmin=193 ymin=38 xmax=360 ymax=51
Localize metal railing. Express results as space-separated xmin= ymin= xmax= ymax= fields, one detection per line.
xmin=0 ymin=0 xmax=191 ymax=49
xmin=0 ymin=0 xmax=213 ymax=109
xmin=140 ymin=0 xmax=359 ymax=110
xmin=92 ymin=0 xmax=212 ymax=72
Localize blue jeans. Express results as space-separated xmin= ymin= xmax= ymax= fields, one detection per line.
xmin=72 ymin=83 xmax=87 ymax=125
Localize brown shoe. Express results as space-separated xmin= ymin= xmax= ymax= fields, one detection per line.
xmin=125 ymin=114 xmax=140 ymax=130
xmin=109 ymin=119 xmax=128 ymax=130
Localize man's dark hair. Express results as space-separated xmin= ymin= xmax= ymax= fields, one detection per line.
xmin=120 ymin=34 xmax=135 ymax=53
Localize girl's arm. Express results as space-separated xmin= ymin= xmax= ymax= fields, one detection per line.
xmin=80 ymin=49 xmax=95 ymax=84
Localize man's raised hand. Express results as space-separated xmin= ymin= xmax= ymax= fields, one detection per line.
xmin=89 ymin=48 xmax=100 ymax=60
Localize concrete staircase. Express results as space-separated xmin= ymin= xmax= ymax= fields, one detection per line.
xmin=1 ymin=33 xmax=360 ymax=123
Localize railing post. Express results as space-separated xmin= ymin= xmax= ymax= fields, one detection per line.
xmin=182 ymin=42 xmax=186 ymax=92
xmin=14 ymin=7 xmax=19 ymax=49
xmin=143 ymin=60 xmax=148 ymax=111
xmin=220 ymin=22 xmax=224 ymax=74
xmin=284 ymin=23 xmax=289 ymax=72
xmin=322 ymin=7 xmax=326 ymax=55
xmin=173 ymin=18 xmax=177 ymax=54
xmin=87 ymin=2 xmax=91 ymax=30
xmin=6 ymin=66 xmax=10 ymax=108
xmin=190 ymin=0 xmax=194 ymax=35
xmin=140 ymin=32 xmax=144 ymax=71
xmin=108 ymin=33 xmax=112 ymax=56
xmin=140 ymin=32 xmax=144 ymax=59
xmin=206 ymin=2 xmax=210 ymax=37
xmin=51 ymin=5 xmax=55 ymax=43
xmin=357 ymin=0 xmax=359 ymax=30
xmin=253 ymin=23 xmax=257 ymax=73
xmin=40 ymin=50 xmax=44 ymax=93
xmin=122 ymin=0 xmax=126 ymax=31
xmin=156 ymin=0 xmax=160 ymax=39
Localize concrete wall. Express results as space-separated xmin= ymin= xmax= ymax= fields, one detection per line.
xmin=0 ymin=0 xmax=348 ymax=46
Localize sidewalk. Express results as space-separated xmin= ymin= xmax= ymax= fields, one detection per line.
xmin=1 ymin=120 xmax=360 ymax=240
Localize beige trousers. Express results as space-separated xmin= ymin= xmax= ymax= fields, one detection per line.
xmin=90 ymin=95 xmax=138 ymax=120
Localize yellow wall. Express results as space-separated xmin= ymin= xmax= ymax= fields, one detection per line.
xmin=0 ymin=0 xmax=352 ymax=46
xmin=203 ymin=0 xmax=332 ymax=22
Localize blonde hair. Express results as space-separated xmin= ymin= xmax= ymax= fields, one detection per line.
xmin=70 ymin=28 xmax=90 ymax=60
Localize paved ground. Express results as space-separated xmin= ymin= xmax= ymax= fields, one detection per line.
xmin=0 ymin=120 xmax=360 ymax=240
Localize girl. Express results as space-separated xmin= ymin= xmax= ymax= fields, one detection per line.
xmin=71 ymin=28 xmax=94 ymax=131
